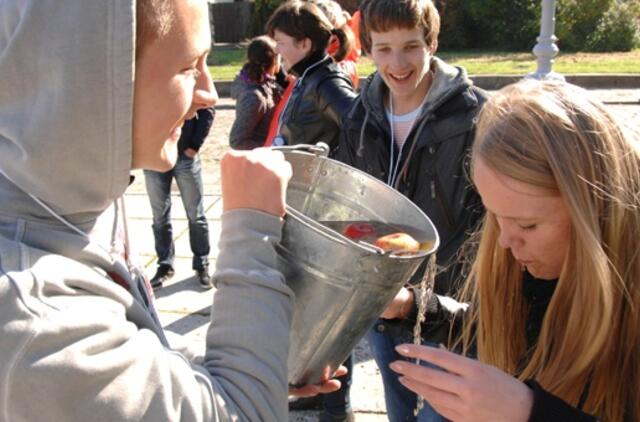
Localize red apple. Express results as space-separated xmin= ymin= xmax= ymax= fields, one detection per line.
xmin=373 ymin=232 xmax=420 ymax=253
xmin=343 ymin=222 xmax=376 ymax=240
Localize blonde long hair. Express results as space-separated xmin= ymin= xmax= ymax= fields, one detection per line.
xmin=459 ymin=80 xmax=640 ymax=421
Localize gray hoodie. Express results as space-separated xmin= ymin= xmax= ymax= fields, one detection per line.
xmin=0 ymin=1 xmax=292 ymax=421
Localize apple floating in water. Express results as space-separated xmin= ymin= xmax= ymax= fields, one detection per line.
xmin=342 ymin=222 xmax=376 ymax=240
xmin=325 ymin=220 xmax=430 ymax=254
xmin=373 ymin=232 xmax=420 ymax=253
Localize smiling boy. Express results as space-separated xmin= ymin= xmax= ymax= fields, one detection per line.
xmin=336 ymin=0 xmax=487 ymax=420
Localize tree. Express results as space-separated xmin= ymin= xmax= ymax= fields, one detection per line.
xmin=555 ymin=0 xmax=614 ymax=50
xmin=249 ymin=0 xmax=284 ymax=37
xmin=436 ymin=0 xmax=472 ymax=50
xmin=462 ymin=0 xmax=540 ymax=50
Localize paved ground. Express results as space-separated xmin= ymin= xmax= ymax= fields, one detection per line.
xmin=124 ymin=87 xmax=639 ymax=421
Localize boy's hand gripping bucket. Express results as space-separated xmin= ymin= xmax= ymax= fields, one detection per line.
xmin=277 ymin=146 xmax=439 ymax=387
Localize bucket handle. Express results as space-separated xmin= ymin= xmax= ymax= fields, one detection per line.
xmin=285 ymin=206 xmax=386 ymax=255
xmin=270 ymin=142 xmax=330 ymax=157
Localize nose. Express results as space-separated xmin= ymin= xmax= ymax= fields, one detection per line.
xmin=496 ymin=220 xmax=523 ymax=250
xmin=193 ymin=66 xmax=218 ymax=110
xmin=390 ymin=50 xmax=408 ymax=70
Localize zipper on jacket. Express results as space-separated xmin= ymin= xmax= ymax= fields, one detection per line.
xmin=429 ymin=172 xmax=455 ymax=229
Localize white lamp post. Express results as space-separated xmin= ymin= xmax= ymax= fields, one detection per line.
xmin=528 ymin=0 xmax=565 ymax=81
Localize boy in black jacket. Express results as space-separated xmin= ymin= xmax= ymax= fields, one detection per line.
xmin=335 ymin=0 xmax=486 ymax=419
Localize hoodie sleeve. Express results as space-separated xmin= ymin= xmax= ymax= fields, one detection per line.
xmin=4 ymin=210 xmax=292 ymax=422
xmin=203 ymin=209 xmax=293 ymax=421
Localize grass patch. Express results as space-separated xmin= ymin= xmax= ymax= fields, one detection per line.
xmin=208 ymin=46 xmax=640 ymax=81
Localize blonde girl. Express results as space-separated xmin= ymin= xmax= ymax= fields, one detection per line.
xmin=388 ymin=80 xmax=640 ymax=421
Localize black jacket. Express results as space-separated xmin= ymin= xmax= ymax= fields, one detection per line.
xmin=336 ymin=58 xmax=487 ymax=294
xmin=178 ymin=107 xmax=215 ymax=155
xmin=279 ymin=51 xmax=357 ymax=152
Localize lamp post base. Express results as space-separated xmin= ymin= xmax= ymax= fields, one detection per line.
xmin=526 ymin=71 xmax=565 ymax=81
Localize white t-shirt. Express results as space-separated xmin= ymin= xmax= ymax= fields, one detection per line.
xmin=385 ymin=104 xmax=423 ymax=149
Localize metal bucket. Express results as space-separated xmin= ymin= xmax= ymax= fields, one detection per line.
xmin=277 ymin=146 xmax=439 ymax=386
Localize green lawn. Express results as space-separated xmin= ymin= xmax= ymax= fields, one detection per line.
xmin=208 ymin=46 xmax=640 ymax=81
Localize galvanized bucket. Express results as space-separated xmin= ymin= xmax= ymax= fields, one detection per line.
xmin=277 ymin=146 xmax=439 ymax=386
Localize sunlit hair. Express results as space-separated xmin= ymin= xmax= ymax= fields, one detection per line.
xmin=136 ymin=0 xmax=175 ymax=57
xmin=308 ymin=0 xmax=355 ymax=63
xmin=266 ymin=0 xmax=353 ymax=62
xmin=358 ymin=0 xmax=440 ymax=54
xmin=459 ymin=80 xmax=640 ymax=421
xmin=310 ymin=0 xmax=348 ymax=28
xmin=242 ymin=36 xmax=278 ymax=82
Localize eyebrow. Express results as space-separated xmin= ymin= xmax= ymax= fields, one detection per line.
xmin=489 ymin=210 xmax=539 ymax=221
xmin=482 ymin=202 xmax=538 ymax=221
xmin=372 ymin=40 xmax=422 ymax=47
xmin=184 ymin=48 xmax=210 ymax=65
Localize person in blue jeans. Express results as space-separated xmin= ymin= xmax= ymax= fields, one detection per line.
xmin=144 ymin=106 xmax=215 ymax=289
xmin=336 ymin=0 xmax=487 ymax=419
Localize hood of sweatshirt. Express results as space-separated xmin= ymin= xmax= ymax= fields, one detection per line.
xmin=0 ymin=1 xmax=134 ymax=228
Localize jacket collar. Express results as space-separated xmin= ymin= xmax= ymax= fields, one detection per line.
xmin=290 ymin=50 xmax=330 ymax=78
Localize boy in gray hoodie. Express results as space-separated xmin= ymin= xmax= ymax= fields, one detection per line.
xmin=0 ymin=0 xmax=336 ymax=420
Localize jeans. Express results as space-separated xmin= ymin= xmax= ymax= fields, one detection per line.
xmin=367 ymin=320 xmax=444 ymax=422
xmin=143 ymin=153 xmax=209 ymax=271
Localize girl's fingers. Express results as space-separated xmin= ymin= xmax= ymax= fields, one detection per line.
xmin=398 ymin=377 xmax=462 ymax=420
xmin=390 ymin=360 xmax=465 ymax=397
xmin=395 ymin=344 xmax=474 ymax=376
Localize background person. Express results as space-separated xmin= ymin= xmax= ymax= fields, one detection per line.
xmin=145 ymin=106 xmax=215 ymax=289
xmin=336 ymin=0 xmax=487 ymax=419
xmin=266 ymin=0 xmax=357 ymax=153
xmin=229 ymin=36 xmax=283 ymax=150
xmin=388 ymin=80 xmax=640 ymax=422
xmin=310 ymin=0 xmax=361 ymax=88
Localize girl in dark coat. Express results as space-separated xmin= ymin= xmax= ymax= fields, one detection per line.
xmin=229 ymin=36 xmax=282 ymax=150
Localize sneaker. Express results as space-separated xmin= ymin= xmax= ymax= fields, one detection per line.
xmin=319 ymin=411 xmax=355 ymax=422
xmin=150 ymin=264 xmax=174 ymax=289
xmin=197 ymin=266 xmax=212 ymax=289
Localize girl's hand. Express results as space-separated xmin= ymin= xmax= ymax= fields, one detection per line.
xmin=390 ymin=344 xmax=534 ymax=422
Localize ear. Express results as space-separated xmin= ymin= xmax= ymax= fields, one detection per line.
xmin=429 ymin=39 xmax=439 ymax=55
xmin=300 ymin=37 xmax=313 ymax=55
